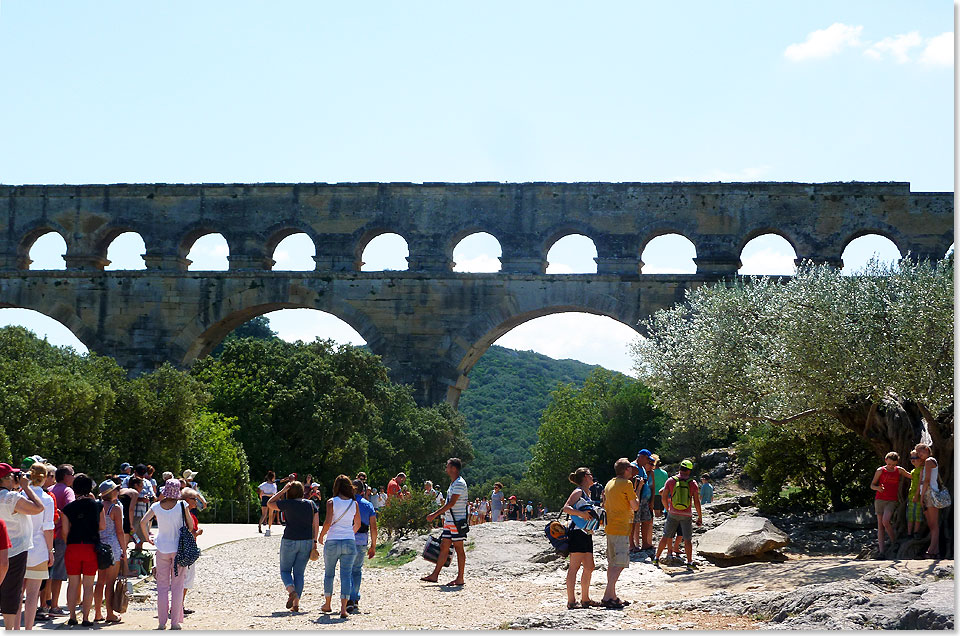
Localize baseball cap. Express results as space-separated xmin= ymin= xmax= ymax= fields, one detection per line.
xmin=0 ymin=463 xmax=20 ymax=479
xmin=637 ymin=449 xmax=653 ymax=459
xmin=20 ymin=457 xmax=36 ymax=472
xmin=120 ymin=463 xmax=132 ymax=472
xmin=680 ymin=459 xmax=694 ymax=470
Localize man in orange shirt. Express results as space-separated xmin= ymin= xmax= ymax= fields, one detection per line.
xmin=386 ymin=473 xmax=406 ymax=502
xmin=601 ymin=458 xmax=639 ymax=609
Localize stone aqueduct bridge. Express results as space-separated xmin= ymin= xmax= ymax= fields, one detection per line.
xmin=1 ymin=181 xmax=953 ymax=406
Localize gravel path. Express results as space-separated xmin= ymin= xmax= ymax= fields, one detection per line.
xmin=98 ymin=519 xmax=949 ymax=630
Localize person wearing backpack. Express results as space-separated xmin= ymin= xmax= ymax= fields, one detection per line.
xmin=560 ymin=468 xmax=598 ymax=610
xmin=653 ymin=460 xmax=702 ymax=569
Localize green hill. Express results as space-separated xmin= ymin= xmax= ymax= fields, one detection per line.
xmin=457 ymin=345 xmax=607 ymax=485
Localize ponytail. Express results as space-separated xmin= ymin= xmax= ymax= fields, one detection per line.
xmin=569 ymin=467 xmax=591 ymax=486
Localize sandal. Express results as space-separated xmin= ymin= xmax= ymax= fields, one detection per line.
xmin=601 ymin=599 xmax=625 ymax=610
xmin=106 ymin=617 xmax=123 ymax=624
xmin=924 ymin=551 xmax=939 ymax=559
xmin=67 ymin=618 xmax=79 ymax=626
xmin=582 ymin=600 xmax=601 ymax=608
xmin=616 ymin=598 xmax=631 ymax=606
xmin=567 ymin=601 xmax=581 ymax=610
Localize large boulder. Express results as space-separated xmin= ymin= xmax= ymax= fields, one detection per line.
xmin=810 ymin=507 xmax=874 ymax=529
xmin=697 ymin=516 xmax=789 ymax=559
xmin=699 ymin=448 xmax=735 ymax=470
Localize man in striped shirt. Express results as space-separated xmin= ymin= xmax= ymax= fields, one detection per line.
xmin=421 ymin=458 xmax=468 ymax=587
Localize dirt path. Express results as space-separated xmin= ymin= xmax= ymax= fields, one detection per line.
xmin=100 ymin=520 xmax=950 ymax=630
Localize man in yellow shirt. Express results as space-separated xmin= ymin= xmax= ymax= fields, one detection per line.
xmin=601 ymin=458 xmax=639 ymax=609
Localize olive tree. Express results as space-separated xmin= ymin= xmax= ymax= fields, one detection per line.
xmin=632 ymin=259 xmax=953 ymax=495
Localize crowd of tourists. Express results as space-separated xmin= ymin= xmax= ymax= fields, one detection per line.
xmin=556 ymin=449 xmax=706 ymax=610
xmin=0 ymin=457 xmax=205 ymax=630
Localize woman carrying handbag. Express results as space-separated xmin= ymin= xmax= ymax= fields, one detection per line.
xmin=139 ymin=479 xmax=195 ymax=630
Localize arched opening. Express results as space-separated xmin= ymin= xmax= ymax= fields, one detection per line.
xmin=841 ymin=234 xmax=902 ymax=275
xmin=360 ymin=233 xmax=409 ymax=271
xmin=104 ymin=232 xmax=147 ymax=270
xmin=641 ymin=234 xmax=697 ymax=274
xmin=205 ymin=309 xmax=368 ymax=359
xmin=546 ymin=235 xmax=597 ymax=274
xmin=739 ymin=234 xmax=797 ymax=275
xmin=186 ymin=233 xmax=230 ymax=271
xmin=452 ymin=232 xmax=502 ymax=273
xmin=0 ymin=308 xmax=88 ymax=353
xmin=457 ymin=311 xmax=641 ymax=489
xmin=271 ymin=233 xmax=316 ymax=271
xmin=26 ymin=231 xmax=67 ymax=270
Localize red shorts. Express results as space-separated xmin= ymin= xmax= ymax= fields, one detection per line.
xmin=65 ymin=543 xmax=98 ymax=576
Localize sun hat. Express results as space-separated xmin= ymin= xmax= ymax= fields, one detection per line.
xmin=679 ymin=459 xmax=694 ymax=470
xmin=0 ymin=463 xmax=21 ymax=479
xmin=98 ymin=480 xmax=119 ymax=496
xmin=162 ymin=478 xmax=182 ymax=499
xmin=182 ymin=469 xmax=199 ymax=481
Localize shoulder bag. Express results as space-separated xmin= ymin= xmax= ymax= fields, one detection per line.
xmin=111 ymin=576 xmax=130 ymax=613
xmin=174 ymin=502 xmax=201 ymax=576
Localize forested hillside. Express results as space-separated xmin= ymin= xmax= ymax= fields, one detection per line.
xmin=458 ymin=345 xmax=607 ymax=485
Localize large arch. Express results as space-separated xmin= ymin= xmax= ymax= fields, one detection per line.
xmin=0 ymin=302 xmax=94 ymax=352
xmin=176 ymin=289 xmax=385 ymax=368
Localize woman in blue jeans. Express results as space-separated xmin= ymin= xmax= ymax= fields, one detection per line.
xmin=318 ymin=474 xmax=361 ymax=619
xmin=268 ymin=479 xmax=318 ymax=613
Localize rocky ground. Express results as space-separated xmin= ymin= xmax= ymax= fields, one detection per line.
xmin=101 ymin=515 xmax=953 ymax=631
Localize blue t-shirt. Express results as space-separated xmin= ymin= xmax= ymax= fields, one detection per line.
xmin=354 ymin=495 xmax=377 ymax=546
xmin=700 ymin=482 xmax=714 ymax=504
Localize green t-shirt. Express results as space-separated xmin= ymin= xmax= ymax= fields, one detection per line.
xmin=654 ymin=468 xmax=669 ymax=494
xmin=908 ymin=465 xmax=922 ymax=499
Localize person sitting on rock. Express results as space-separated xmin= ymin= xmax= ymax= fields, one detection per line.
xmin=870 ymin=451 xmax=910 ymax=556
xmin=653 ymin=459 xmax=702 ymax=569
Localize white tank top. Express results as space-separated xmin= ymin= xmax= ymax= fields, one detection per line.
xmin=327 ymin=497 xmax=356 ymax=541
xmin=925 ymin=459 xmax=940 ymax=493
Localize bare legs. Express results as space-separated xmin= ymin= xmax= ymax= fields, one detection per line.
xmin=923 ymin=505 xmax=940 ymax=556
xmin=94 ymin=562 xmax=120 ymax=622
xmin=565 ymin=553 xmax=594 ymax=605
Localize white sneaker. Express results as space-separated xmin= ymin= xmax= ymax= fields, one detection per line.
xmin=265 ymin=528 xmax=271 ymax=536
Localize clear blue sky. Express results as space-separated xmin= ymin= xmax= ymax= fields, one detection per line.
xmin=1 ymin=1 xmax=953 ymax=374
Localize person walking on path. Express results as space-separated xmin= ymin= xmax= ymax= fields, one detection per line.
xmin=561 ymin=468 xmax=598 ymax=610
xmin=654 ymin=460 xmax=703 ymax=569
xmin=421 ymin=458 xmax=469 ymax=587
xmin=905 ymin=450 xmax=925 ymax=537
xmin=267 ymin=480 xmax=318 ymax=614
xmin=139 ymin=479 xmax=195 ymax=630
xmin=915 ymin=444 xmax=944 ymax=558
xmin=258 ymin=471 xmax=279 ymax=536
xmin=318 ymin=475 xmax=361 ymax=619
xmin=347 ymin=479 xmax=377 ymax=614
xmin=870 ymin=451 xmax=911 ymax=555
xmin=47 ymin=464 xmax=75 ymax=616
xmin=61 ymin=473 xmax=106 ymax=627
xmin=23 ymin=463 xmax=55 ymax=630
xmin=491 ymin=483 xmax=504 ymax=522
xmin=93 ymin=480 xmax=125 ymax=624
xmin=601 ymin=458 xmax=638 ymax=609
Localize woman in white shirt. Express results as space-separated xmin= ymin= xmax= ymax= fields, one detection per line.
xmin=318 ymin=475 xmax=361 ymax=619
xmin=23 ymin=463 xmax=56 ymax=630
xmin=140 ymin=480 xmax=195 ymax=630
xmin=258 ymin=472 xmax=279 ymax=536
xmin=0 ymin=463 xmax=44 ymax=629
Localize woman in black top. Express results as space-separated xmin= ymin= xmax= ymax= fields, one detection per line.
xmin=561 ymin=467 xmax=597 ymax=610
xmin=61 ymin=474 xmax=106 ymax=626
xmin=268 ymin=480 xmax=319 ymax=613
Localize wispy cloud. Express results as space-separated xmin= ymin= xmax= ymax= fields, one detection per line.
xmin=864 ymin=31 xmax=924 ymax=63
xmin=919 ymin=32 xmax=954 ymax=67
xmin=784 ymin=23 xmax=864 ymax=61
xmin=785 ymin=25 xmax=953 ymax=67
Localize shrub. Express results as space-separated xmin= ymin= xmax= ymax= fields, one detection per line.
xmin=376 ymin=492 xmax=437 ymax=537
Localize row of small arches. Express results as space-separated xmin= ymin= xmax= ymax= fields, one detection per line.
xmin=25 ymin=230 xmax=923 ymax=274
